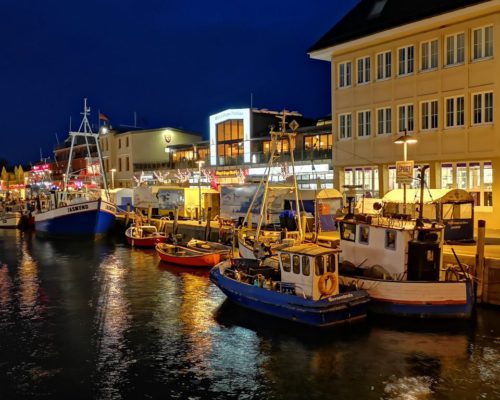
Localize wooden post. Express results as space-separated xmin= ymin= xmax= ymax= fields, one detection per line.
xmin=125 ymin=203 xmax=131 ymax=225
xmin=147 ymin=206 xmax=152 ymax=224
xmin=476 ymin=219 xmax=486 ymax=302
xmin=205 ymin=207 xmax=212 ymax=241
xmin=173 ymin=206 xmax=179 ymax=235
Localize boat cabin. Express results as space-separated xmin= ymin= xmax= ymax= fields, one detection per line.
xmin=278 ymin=244 xmax=340 ymax=301
xmin=338 ymin=216 xmax=444 ymax=282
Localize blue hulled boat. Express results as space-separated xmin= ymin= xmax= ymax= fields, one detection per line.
xmin=210 ymin=244 xmax=370 ymax=328
xmin=34 ymin=99 xmax=116 ymax=239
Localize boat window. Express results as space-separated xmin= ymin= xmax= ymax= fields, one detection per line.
xmin=292 ymin=255 xmax=300 ymax=274
xmin=340 ymin=222 xmax=356 ymax=242
xmin=359 ymin=225 xmax=370 ymax=244
xmin=302 ymin=256 xmax=310 ymax=276
xmin=315 ymin=256 xmax=324 ymax=276
xmin=385 ymin=230 xmax=397 ymax=250
xmin=281 ymin=253 xmax=291 ymax=272
xmin=327 ymin=255 xmax=336 ymax=273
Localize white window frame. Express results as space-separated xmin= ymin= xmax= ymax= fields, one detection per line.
xmin=420 ymin=39 xmax=439 ymax=71
xmin=338 ymin=61 xmax=352 ymax=88
xmin=376 ymin=51 xmax=392 ymax=80
xmin=420 ymin=100 xmax=439 ymax=131
xmin=376 ymin=107 xmax=392 ymax=135
xmin=339 ymin=113 xmax=352 ymax=139
xmin=445 ymin=96 xmax=465 ymax=128
xmin=357 ymin=110 xmax=372 ymax=137
xmin=472 ymin=25 xmax=493 ymax=60
xmin=397 ymin=45 xmax=414 ymax=76
xmin=398 ymin=104 xmax=414 ymax=132
xmin=357 ymin=56 xmax=371 ymax=84
xmin=472 ymin=91 xmax=493 ymax=125
xmin=445 ymin=32 xmax=465 ymax=66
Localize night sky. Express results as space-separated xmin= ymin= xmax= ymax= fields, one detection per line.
xmin=0 ymin=0 xmax=358 ymax=166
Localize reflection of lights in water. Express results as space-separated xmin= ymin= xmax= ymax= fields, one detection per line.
xmin=383 ymin=375 xmax=434 ymax=399
xmin=18 ymin=239 xmax=40 ymax=318
xmin=94 ymin=255 xmax=131 ymax=398
xmin=0 ymin=264 xmax=13 ymax=309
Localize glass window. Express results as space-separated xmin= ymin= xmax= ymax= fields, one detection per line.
xmin=357 ymin=56 xmax=371 ymax=84
xmin=292 ymin=255 xmax=300 ymax=274
xmin=281 ymin=253 xmax=291 ymax=272
xmin=377 ymin=107 xmax=391 ymax=135
xmin=441 ymin=164 xmax=454 ymax=189
xmin=339 ymin=61 xmax=352 ymax=88
xmin=357 ymin=111 xmax=371 ymax=137
xmin=315 ymin=256 xmax=324 ymax=276
xmin=457 ymin=163 xmax=468 ymax=189
xmin=327 ymin=255 xmax=335 ymax=273
xmin=302 ymin=256 xmax=310 ymax=276
xmin=421 ymin=39 xmax=438 ymax=70
xmin=446 ymin=33 xmax=465 ymax=65
xmin=339 ymin=113 xmax=352 ymax=139
xmin=421 ymin=100 xmax=438 ymax=130
xmin=385 ymin=230 xmax=396 ymax=250
xmin=376 ymin=51 xmax=392 ymax=80
xmin=340 ymin=222 xmax=356 ymax=242
xmin=398 ymin=104 xmax=414 ymax=132
xmin=473 ymin=92 xmax=493 ymax=125
xmin=398 ymin=45 xmax=414 ymax=75
xmin=473 ymin=26 xmax=493 ymax=60
xmin=359 ymin=225 xmax=370 ymax=244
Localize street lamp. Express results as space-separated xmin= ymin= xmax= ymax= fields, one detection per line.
xmin=110 ymin=168 xmax=116 ymax=189
xmin=196 ymin=160 xmax=205 ymax=224
xmin=394 ymin=130 xmax=417 ymax=214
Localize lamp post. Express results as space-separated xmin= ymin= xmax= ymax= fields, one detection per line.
xmin=196 ymin=160 xmax=205 ymax=224
xmin=394 ymin=130 xmax=417 ymax=215
xmin=110 ymin=168 xmax=116 ymax=189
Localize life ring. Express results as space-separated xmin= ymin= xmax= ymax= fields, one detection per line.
xmin=318 ymin=272 xmax=337 ymax=296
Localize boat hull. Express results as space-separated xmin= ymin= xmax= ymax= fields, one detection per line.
xmin=125 ymin=227 xmax=166 ymax=248
xmin=156 ymin=244 xmax=221 ymax=267
xmin=339 ymin=275 xmax=474 ymax=319
xmin=210 ymin=266 xmax=370 ymax=327
xmin=34 ymin=199 xmax=116 ymax=239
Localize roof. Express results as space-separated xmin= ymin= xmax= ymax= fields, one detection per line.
xmin=309 ymin=0 xmax=490 ymax=53
xmin=279 ymin=243 xmax=340 ymax=256
xmin=382 ymin=188 xmax=474 ymax=204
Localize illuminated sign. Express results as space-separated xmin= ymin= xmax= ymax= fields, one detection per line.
xmin=32 ymin=164 xmax=50 ymax=172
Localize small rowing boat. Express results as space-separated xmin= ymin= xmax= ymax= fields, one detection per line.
xmin=186 ymin=239 xmax=231 ymax=260
xmin=156 ymin=243 xmax=221 ymax=267
xmin=125 ymin=224 xmax=166 ymax=247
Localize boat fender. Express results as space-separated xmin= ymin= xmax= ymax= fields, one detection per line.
xmin=318 ymin=272 xmax=336 ymax=296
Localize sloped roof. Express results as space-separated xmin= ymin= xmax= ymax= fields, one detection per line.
xmin=309 ymin=0 xmax=490 ymax=53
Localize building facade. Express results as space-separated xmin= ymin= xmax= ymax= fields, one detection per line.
xmin=310 ymin=0 xmax=500 ymax=227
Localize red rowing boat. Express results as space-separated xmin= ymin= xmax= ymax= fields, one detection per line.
xmin=125 ymin=225 xmax=166 ymax=247
xmin=155 ymin=243 xmax=221 ymax=267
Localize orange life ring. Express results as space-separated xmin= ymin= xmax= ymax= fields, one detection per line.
xmin=318 ymin=272 xmax=337 ymax=296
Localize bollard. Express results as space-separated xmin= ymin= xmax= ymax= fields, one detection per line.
xmin=475 ymin=219 xmax=486 ymax=302
xmin=173 ymin=206 xmax=179 ymax=235
xmin=125 ymin=203 xmax=131 ymax=226
xmin=205 ymin=207 xmax=212 ymax=241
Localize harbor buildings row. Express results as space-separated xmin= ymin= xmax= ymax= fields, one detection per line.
xmin=309 ymin=0 xmax=500 ymax=228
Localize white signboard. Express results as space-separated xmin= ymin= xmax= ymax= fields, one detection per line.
xmin=396 ymin=160 xmax=414 ymax=185
xmin=133 ymin=187 xmax=159 ymax=209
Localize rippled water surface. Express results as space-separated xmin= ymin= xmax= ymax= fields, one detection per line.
xmin=1 ymin=229 xmax=499 ymax=399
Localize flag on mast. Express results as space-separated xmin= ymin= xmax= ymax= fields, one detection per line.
xmin=99 ymin=112 xmax=109 ymax=121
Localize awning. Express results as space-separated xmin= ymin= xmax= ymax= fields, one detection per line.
xmin=382 ymin=188 xmax=473 ymax=204
xmin=316 ymin=188 xmax=343 ymax=199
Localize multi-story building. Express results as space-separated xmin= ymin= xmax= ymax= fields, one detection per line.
xmin=309 ymin=0 xmax=500 ymax=227
xmin=100 ymin=126 xmax=201 ymax=188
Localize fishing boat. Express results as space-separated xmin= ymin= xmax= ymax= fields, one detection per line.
xmin=186 ymin=238 xmax=231 ymax=260
xmin=337 ymin=167 xmax=474 ymax=319
xmin=34 ymin=99 xmax=116 ymax=239
xmin=237 ymin=114 xmax=304 ymax=259
xmin=0 ymin=211 xmax=22 ymax=228
xmin=156 ymin=243 xmax=221 ymax=267
xmin=210 ymin=243 xmax=371 ymax=328
xmin=125 ymin=224 xmax=166 ymax=247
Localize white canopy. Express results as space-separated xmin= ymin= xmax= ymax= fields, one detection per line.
xmin=382 ymin=188 xmax=473 ymax=204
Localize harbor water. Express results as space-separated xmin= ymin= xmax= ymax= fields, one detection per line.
xmin=0 ymin=229 xmax=499 ymax=399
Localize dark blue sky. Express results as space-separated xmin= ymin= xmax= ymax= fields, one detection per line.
xmin=0 ymin=0 xmax=357 ymax=166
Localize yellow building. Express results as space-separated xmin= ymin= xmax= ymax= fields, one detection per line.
xmin=310 ymin=0 xmax=500 ymax=227
xmin=100 ymin=127 xmax=201 ymax=188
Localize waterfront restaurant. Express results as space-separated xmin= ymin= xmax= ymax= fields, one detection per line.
xmin=309 ymin=0 xmax=500 ymax=229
